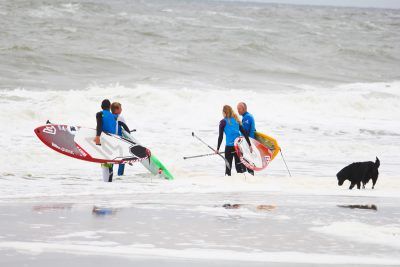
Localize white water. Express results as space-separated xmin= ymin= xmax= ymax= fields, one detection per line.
xmin=1 ymin=81 xmax=399 ymax=183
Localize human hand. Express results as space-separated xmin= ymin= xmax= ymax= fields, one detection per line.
xmin=94 ymin=136 xmax=101 ymax=145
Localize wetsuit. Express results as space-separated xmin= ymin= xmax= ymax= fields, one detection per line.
xmin=96 ymin=109 xmax=117 ymax=182
xmin=217 ymin=118 xmax=251 ymax=176
xmin=115 ymin=114 xmax=131 ymax=176
xmin=241 ymin=112 xmax=256 ymax=175
xmin=96 ymin=110 xmax=117 ymax=136
xmin=241 ymin=112 xmax=256 ymax=138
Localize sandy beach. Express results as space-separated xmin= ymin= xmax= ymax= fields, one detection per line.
xmin=1 ymin=176 xmax=399 ymax=266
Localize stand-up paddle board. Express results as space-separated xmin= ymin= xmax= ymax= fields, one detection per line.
xmin=122 ymin=129 xmax=174 ymax=180
xmin=254 ymin=132 xmax=280 ymax=160
xmin=34 ymin=124 xmax=150 ymax=164
xmin=234 ymin=136 xmax=272 ymax=171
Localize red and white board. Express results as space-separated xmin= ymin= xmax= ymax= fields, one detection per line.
xmin=234 ymin=136 xmax=272 ymax=171
xmin=34 ymin=124 xmax=150 ymax=164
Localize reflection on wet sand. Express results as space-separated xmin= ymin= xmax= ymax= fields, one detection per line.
xmin=337 ymin=204 xmax=377 ymax=211
xmin=92 ymin=206 xmax=118 ymax=216
xmin=222 ymin=204 xmax=276 ymax=211
xmin=33 ymin=203 xmax=73 ymax=212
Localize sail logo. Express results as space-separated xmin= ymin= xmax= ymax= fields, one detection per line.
xmin=43 ymin=126 xmax=56 ymax=135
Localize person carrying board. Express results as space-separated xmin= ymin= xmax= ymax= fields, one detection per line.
xmin=237 ymin=102 xmax=256 ymax=138
xmin=237 ymin=102 xmax=256 ymax=175
xmin=94 ymin=99 xmax=117 ymax=182
xmin=111 ymin=102 xmax=131 ymax=176
xmin=216 ymin=105 xmax=252 ymax=176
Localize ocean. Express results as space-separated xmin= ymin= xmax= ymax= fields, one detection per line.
xmin=0 ymin=0 xmax=399 ymax=266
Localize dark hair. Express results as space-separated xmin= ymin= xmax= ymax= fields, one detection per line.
xmin=101 ymin=99 xmax=111 ymax=110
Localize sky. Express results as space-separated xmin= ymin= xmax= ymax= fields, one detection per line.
xmin=228 ymin=0 xmax=400 ymax=9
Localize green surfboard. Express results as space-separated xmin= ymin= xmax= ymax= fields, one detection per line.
xmin=122 ymin=129 xmax=174 ymax=180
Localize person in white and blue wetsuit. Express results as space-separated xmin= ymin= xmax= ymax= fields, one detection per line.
xmin=111 ymin=102 xmax=131 ymax=176
xmin=216 ymin=105 xmax=252 ymax=176
xmin=94 ymin=99 xmax=117 ymax=182
xmin=237 ymin=102 xmax=256 ymax=175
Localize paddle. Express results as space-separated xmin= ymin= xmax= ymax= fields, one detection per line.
xmin=183 ymin=152 xmax=226 ymax=160
xmin=191 ymin=132 xmax=231 ymax=170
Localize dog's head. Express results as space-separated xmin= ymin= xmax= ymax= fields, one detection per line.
xmin=336 ymin=166 xmax=348 ymax=186
xmin=337 ymin=175 xmax=345 ymax=186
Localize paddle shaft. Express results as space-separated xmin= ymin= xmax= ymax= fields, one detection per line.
xmin=183 ymin=152 xmax=229 ymax=160
xmin=191 ymin=132 xmax=231 ymax=169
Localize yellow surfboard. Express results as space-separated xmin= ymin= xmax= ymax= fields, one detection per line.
xmin=254 ymin=131 xmax=280 ymax=160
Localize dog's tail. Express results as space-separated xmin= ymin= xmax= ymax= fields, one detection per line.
xmin=375 ymin=157 xmax=380 ymax=168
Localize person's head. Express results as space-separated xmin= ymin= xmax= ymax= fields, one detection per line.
xmin=237 ymin=102 xmax=247 ymax=116
xmin=111 ymin=102 xmax=122 ymax=115
xmin=222 ymin=105 xmax=241 ymax=125
xmin=101 ymin=99 xmax=111 ymax=110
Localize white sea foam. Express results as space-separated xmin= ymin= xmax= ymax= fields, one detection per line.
xmin=0 ymin=241 xmax=399 ymax=265
xmin=311 ymin=221 xmax=400 ymax=249
xmin=0 ymin=81 xmax=399 ymax=199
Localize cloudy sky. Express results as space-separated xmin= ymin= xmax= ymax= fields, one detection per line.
xmin=230 ymin=0 xmax=400 ymax=9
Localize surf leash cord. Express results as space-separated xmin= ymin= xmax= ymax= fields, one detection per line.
xmin=279 ymin=149 xmax=292 ymax=177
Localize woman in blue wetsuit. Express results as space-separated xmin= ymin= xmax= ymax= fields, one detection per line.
xmin=216 ymin=105 xmax=252 ymax=176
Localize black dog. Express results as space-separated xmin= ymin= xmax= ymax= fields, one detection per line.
xmin=336 ymin=157 xmax=380 ymax=190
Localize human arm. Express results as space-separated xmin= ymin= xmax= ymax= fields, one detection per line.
xmin=217 ymin=119 xmax=226 ymax=152
xmin=249 ymin=115 xmax=256 ymax=138
xmin=239 ymin=125 xmax=252 ymax=149
xmin=94 ymin=111 xmax=102 ymax=145
xmin=118 ymin=121 xmax=130 ymax=133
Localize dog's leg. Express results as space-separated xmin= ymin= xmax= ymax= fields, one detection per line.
xmin=349 ymin=183 xmax=355 ymax=190
xmin=372 ymin=180 xmax=376 ymax=189
xmin=357 ymin=182 xmax=361 ymax=189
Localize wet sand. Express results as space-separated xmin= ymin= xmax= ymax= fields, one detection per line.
xmin=0 ymin=192 xmax=399 ymax=266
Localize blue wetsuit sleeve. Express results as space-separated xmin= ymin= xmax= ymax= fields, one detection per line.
xmin=96 ymin=111 xmax=103 ymax=137
xmin=242 ymin=115 xmax=250 ymax=136
xmin=217 ymin=119 xmax=226 ymax=151
xmin=250 ymin=116 xmax=256 ymax=137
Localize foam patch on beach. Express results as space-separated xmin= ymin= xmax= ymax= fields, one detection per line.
xmin=311 ymin=221 xmax=400 ymax=249
xmin=0 ymin=241 xmax=399 ymax=265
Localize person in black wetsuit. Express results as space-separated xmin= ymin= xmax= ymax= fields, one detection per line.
xmin=216 ymin=105 xmax=252 ymax=176
xmin=94 ymin=99 xmax=117 ymax=182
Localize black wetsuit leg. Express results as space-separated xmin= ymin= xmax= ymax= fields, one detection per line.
xmin=224 ymin=146 xmax=234 ymax=176
xmin=233 ymin=150 xmax=246 ymax=174
xmin=225 ymin=146 xmax=245 ymax=175
xmin=108 ymin=165 xmax=113 ymax=182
